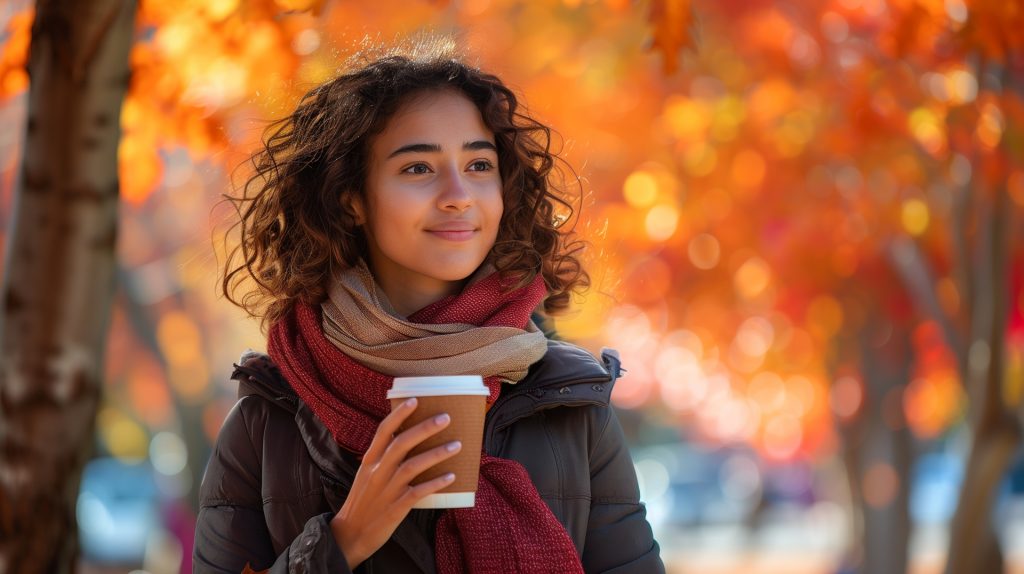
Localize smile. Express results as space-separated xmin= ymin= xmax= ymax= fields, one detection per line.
xmin=426 ymin=229 xmax=477 ymax=241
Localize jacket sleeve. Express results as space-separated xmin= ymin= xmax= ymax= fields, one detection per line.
xmin=582 ymin=404 xmax=666 ymax=573
xmin=192 ymin=398 xmax=354 ymax=574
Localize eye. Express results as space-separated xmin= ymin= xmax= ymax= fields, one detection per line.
xmin=403 ymin=163 xmax=432 ymax=175
xmin=468 ymin=160 xmax=495 ymax=172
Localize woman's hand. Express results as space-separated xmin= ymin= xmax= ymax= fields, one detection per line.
xmin=329 ymin=398 xmax=461 ymax=569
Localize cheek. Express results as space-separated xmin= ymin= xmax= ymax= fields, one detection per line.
xmin=488 ymin=184 xmax=505 ymax=222
xmin=368 ymin=187 xmax=416 ymax=226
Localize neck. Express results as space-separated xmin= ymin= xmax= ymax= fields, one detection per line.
xmin=370 ymin=267 xmax=465 ymax=318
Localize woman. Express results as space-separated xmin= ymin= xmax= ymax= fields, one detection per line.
xmin=195 ymin=42 xmax=664 ymax=573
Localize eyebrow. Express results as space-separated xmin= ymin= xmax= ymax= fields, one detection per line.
xmin=386 ymin=140 xmax=497 ymax=159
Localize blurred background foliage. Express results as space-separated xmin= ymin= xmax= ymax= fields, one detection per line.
xmin=1 ymin=0 xmax=1023 ymax=572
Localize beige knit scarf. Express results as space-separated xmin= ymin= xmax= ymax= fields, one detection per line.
xmin=320 ymin=261 xmax=548 ymax=383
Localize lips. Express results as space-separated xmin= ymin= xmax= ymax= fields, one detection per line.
xmin=426 ymin=221 xmax=478 ymax=242
xmin=426 ymin=229 xmax=477 ymax=241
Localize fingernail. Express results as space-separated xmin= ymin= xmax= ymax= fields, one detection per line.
xmin=444 ymin=473 xmax=455 ymax=481
xmin=404 ymin=398 xmax=417 ymax=408
xmin=446 ymin=441 xmax=461 ymax=452
xmin=434 ymin=413 xmax=450 ymax=425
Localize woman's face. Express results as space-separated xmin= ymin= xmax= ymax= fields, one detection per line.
xmin=356 ymin=89 xmax=504 ymax=314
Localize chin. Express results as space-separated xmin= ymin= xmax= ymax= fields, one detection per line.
xmin=431 ymin=268 xmax=480 ymax=282
xmin=427 ymin=257 xmax=488 ymax=282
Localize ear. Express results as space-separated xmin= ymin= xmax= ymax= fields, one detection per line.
xmin=345 ymin=192 xmax=366 ymax=225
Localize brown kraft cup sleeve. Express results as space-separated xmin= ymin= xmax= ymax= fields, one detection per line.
xmin=389 ymin=395 xmax=486 ymax=493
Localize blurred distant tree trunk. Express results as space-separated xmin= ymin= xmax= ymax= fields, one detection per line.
xmin=833 ymin=300 xmax=913 ymax=574
xmin=939 ymin=175 xmax=1018 ymax=574
xmin=0 ymin=0 xmax=136 ymax=571
xmin=116 ymin=265 xmax=211 ymax=513
xmin=882 ymin=60 xmax=1021 ymax=573
xmin=858 ymin=324 xmax=913 ymax=574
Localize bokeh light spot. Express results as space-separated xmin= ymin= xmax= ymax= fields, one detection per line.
xmin=157 ymin=311 xmax=202 ymax=367
xmin=735 ymin=317 xmax=775 ymax=357
xmin=901 ymin=199 xmax=930 ymax=236
xmin=687 ymin=233 xmax=721 ymax=270
xmin=204 ymin=0 xmax=239 ymax=20
xmin=98 ymin=408 xmax=148 ymax=462
xmin=820 ymin=11 xmax=849 ymax=43
xmin=908 ymin=107 xmax=945 ymax=155
xmin=292 ymin=29 xmax=321 ymax=55
xmin=734 ymin=257 xmax=772 ymax=299
xmin=635 ymin=459 xmax=670 ymax=503
xmin=863 ymin=462 xmax=899 ymax=508
xmin=623 ymin=170 xmax=658 ymax=208
xmin=150 ymin=432 xmax=188 ymax=476
xmin=664 ymin=96 xmax=712 ymax=142
xmin=904 ymin=375 xmax=963 ymax=438
xmin=645 ymin=205 xmax=679 ymax=241
xmin=946 ymin=69 xmax=977 ymax=104
xmin=976 ymin=102 xmax=1004 ymax=149
xmin=830 ymin=376 xmax=863 ymax=420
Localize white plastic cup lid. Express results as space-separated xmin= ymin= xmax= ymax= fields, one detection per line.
xmin=386 ymin=375 xmax=489 ymax=399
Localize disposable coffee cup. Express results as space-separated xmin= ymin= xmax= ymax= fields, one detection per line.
xmin=386 ymin=375 xmax=489 ymax=509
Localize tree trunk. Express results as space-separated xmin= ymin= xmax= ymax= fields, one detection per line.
xmin=830 ymin=296 xmax=914 ymax=574
xmin=0 ymin=0 xmax=136 ymax=571
xmin=858 ymin=318 xmax=913 ymax=574
xmin=943 ymin=176 xmax=1018 ymax=574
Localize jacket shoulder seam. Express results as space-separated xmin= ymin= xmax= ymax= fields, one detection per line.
xmin=235 ymin=396 xmax=266 ymax=496
xmin=588 ymin=403 xmax=614 ymax=461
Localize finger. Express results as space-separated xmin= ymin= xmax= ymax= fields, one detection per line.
xmin=378 ymin=440 xmax=461 ymax=503
xmin=378 ymin=412 xmax=451 ymax=470
xmin=396 ymin=472 xmax=458 ymax=509
xmin=364 ymin=398 xmax=418 ymax=465
xmin=394 ymin=441 xmax=462 ymax=484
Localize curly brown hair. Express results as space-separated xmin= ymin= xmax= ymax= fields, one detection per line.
xmin=221 ymin=42 xmax=590 ymax=330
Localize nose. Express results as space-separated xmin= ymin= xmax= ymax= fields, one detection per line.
xmin=438 ymin=170 xmax=473 ymax=213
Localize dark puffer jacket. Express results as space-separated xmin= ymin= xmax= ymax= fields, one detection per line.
xmin=193 ymin=340 xmax=665 ymax=573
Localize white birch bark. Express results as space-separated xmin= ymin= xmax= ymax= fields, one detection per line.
xmin=0 ymin=0 xmax=136 ymax=570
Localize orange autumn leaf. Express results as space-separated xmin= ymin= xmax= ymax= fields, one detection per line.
xmin=647 ymin=0 xmax=697 ymax=74
xmin=0 ymin=8 xmax=33 ymax=99
xmin=119 ymin=130 xmax=163 ymax=205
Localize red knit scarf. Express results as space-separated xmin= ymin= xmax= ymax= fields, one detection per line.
xmin=267 ymin=274 xmax=585 ymax=574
